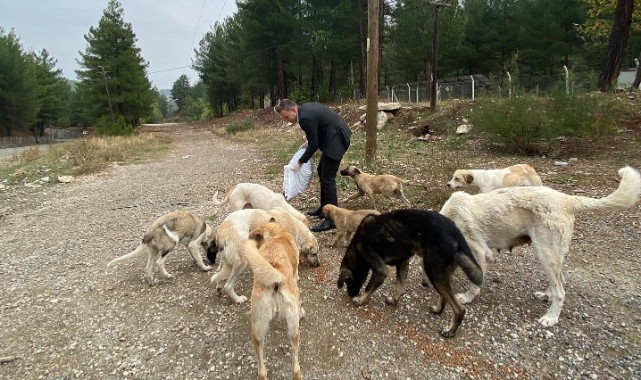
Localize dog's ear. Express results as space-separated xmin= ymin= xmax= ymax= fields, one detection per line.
xmin=249 ymin=229 xmax=266 ymax=248
xmin=353 ymin=167 xmax=362 ymax=174
xmin=464 ymin=173 xmax=474 ymax=184
xmin=337 ymin=268 xmax=352 ymax=288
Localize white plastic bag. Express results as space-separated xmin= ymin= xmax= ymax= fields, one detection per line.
xmin=283 ymin=144 xmax=313 ymax=201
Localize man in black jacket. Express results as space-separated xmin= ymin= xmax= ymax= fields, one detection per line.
xmin=275 ymin=99 xmax=351 ymax=232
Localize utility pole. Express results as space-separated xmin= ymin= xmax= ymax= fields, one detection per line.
xmin=365 ymin=0 xmax=380 ymax=165
xmin=429 ymin=1 xmax=451 ymax=113
xmin=98 ymin=65 xmax=116 ymax=123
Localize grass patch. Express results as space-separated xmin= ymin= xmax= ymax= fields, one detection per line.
xmin=226 ymin=119 xmax=256 ymax=134
xmin=0 ymin=133 xmax=170 ymax=186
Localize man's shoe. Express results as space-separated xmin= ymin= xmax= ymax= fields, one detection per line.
xmin=306 ymin=206 xmax=323 ymax=217
xmin=310 ymin=219 xmax=336 ymax=232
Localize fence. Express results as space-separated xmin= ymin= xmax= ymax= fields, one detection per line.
xmin=349 ymin=66 xmax=605 ymax=104
xmin=0 ymin=127 xmax=86 ymax=149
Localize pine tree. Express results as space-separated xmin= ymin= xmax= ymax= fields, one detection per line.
xmin=0 ymin=28 xmax=38 ymax=136
xmin=76 ymin=0 xmax=153 ymax=127
xmin=171 ymin=74 xmax=191 ymax=111
xmin=31 ymin=49 xmax=71 ymax=139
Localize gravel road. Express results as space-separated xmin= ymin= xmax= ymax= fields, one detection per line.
xmin=1 ymin=123 xmax=640 ymax=380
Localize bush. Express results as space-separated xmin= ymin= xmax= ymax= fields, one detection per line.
xmin=94 ymin=115 xmax=135 ymax=136
xmin=226 ymin=119 xmax=256 ymax=134
xmin=469 ymin=93 xmax=614 ymax=155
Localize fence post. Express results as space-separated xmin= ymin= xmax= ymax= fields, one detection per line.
xmin=416 ymin=85 xmax=419 ymax=103
xmin=507 ymin=72 xmax=512 ymax=99
xmin=386 ymin=86 xmax=390 ymax=101
xmin=470 ymin=75 xmax=475 ymax=100
xmin=563 ymin=65 xmax=569 ymax=95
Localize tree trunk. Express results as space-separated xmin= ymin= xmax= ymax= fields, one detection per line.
xmin=277 ymin=55 xmax=287 ymax=99
xmin=358 ymin=7 xmax=367 ymax=97
xmin=630 ymin=50 xmax=641 ymax=90
xmin=329 ymin=60 xmax=337 ymax=95
xmin=597 ymin=0 xmax=634 ymax=91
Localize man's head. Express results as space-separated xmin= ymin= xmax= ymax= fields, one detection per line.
xmin=274 ymin=99 xmax=298 ymax=123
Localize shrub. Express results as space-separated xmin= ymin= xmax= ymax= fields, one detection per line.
xmin=94 ymin=115 xmax=135 ymax=136
xmin=226 ymin=119 xmax=256 ymax=134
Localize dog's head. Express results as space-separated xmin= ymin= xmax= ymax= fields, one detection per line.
xmin=248 ymin=218 xmax=283 ymax=248
xmin=301 ymin=240 xmax=320 ymax=267
xmin=339 ymin=166 xmax=361 ymax=178
xmin=321 ymin=204 xmax=338 ymax=220
xmin=447 ymin=169 xmax=474 ymax=189
xmin=337 ymin=216 xmax=378 ymax=297
xmin=203 ymin=223 xmax=219 ymax=264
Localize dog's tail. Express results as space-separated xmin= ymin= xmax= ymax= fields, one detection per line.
xmin=212 ymin=190 xmax=229 ymax=207
xmin=107 ymin=243 xmax=147 ymax=267
xmin=568 ymin=166 xmax=641 ymax=214
xmin=454 ymin=246 xmax=483 ymax=286
xmin=400 ymin=179 xmax=429 ymax=189
xmin=242 ymin=240 xmax=285 ymax=290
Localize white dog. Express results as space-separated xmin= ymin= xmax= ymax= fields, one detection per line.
xmin=108 ymin=211 xmax=216 ymax=284
xmin=212 ymin=182 xmax=308 ymax=225
xmin=210 ymin=208 xmax=319 ymax=303
xmin=440 ymin=166 xmax=641 ymax=327
xmin=447 ymin=163 xmax=543 ymax=193
xmin=243 ymin=221 xmax=304 ymax=380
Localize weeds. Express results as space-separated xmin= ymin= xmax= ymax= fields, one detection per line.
xmin=226 ymin=119 xmax=256 ymax=134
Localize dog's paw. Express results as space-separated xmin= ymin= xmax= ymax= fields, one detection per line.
xmin=538 ymin=314 xmax=559 ymax=327
xmin=351 ymin=296 xmax=367 ymax=306
xmin=439 ymin=328 xmax=456 ymax=338
xmin=233 ymin=295 xmax=248 ymax=304
xmin=299 ymin=307 xmax=306 ymax=320
xmin=534 ymin=291 xmax=550 ymax=301
xmin=455 ymin=292 xmax=474 ymax=304
xmin=201 ymin=265 xmax=213 ymax=272
xmin=384 ymin=296 xmax=398 ymax=306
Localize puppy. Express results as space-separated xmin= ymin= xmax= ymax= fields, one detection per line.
xmin=243 ymin=221 xmax=303 ymax=380
xmin=213 ymin=182 xmax=308 ymax=225
xmin=447 ymin=164 xmax=542 ymax=193
xmin=321 ymin=204 xmax=380 ymax=247
xmin=108 ymin=211 xmax=216 ymax=284
xmin=440 ymin=166 xmax=641 ymax=327
xmin=337 ymin=209 xmax=483 ymax=337
xmin=210 ymin=208 xmax=319 ymax=303
xmin=339 ymin=165 xmax=426 ymax=208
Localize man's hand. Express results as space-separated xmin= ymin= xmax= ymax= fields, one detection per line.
xmin=287 ymin=162 xmax=302 ymax=171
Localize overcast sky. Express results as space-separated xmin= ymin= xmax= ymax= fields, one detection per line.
xmin=0 ymin=0 xmax=237 ymax=90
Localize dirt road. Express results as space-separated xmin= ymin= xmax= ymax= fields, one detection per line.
xmin=1 ymin=123 xmax=639 ymax=379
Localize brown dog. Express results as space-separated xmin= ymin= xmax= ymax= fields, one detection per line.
xmin=321 ymin=204 xmax=380 ymax=247
xmin=243 ymin=221 xmax=304 ymax=380
xmin=339 ymin=166 xmax=426 ymax=208
xmin=447 ymin=164 xmax=542 ymax=193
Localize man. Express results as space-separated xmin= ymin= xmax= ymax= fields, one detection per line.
xmin=275 ymin=99 xmax=351 ymax=232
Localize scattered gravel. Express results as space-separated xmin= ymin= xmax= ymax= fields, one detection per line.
xmin=0 ymin=123 xmax=640 ymax=380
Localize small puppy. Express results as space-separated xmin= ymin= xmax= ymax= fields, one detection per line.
xmin=321 ymin=204 xmax=380 ymax=247
xmin=447 ymin=164 xmax=542 ymax=193
xmin=213 ymin=182 xmax=308 ymax=225
xmin=210 ymin=208 xmax=319 ymax=303
xmin=339 ymin=165 xmax=426 ymax=208
xmin=108 ymin=211 xmax=216 ymax=284
xmin=243 ymin=221 xmax=304 ymax=380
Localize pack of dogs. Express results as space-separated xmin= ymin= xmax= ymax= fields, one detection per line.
xmin=107 ymin=163 xmax=641 ymax=379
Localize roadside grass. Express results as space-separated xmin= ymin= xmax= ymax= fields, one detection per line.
xmin=0 ymin=133 xmax=170 ymax=186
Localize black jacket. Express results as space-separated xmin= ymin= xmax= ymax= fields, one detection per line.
xmin=297 ymin=102 xmax=351 ymax=163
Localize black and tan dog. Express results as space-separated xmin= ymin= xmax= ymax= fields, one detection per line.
xmin=337 ymin=209 xmax=483 ymax=337
xmin=339 ymin=166 xmax=426 ymax=208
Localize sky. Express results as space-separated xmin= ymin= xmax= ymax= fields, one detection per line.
xmin=0 ymin=0 xmax=237 ymax=90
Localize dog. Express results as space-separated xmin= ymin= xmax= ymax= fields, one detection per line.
xmin=107 ymin=211 xmax=216 ymax=284
xmin=321 ymin=204 xmax=380 ymax=247
xmin=447 ymin=164 xmax=543 ymax=193
xmin=337 ymin=209 xmax=483 ymax=337
xmin=440 ymin=166 xmax=641 ymax=327
xmin=210 ymin=208 xmax=319 ymax=303
xmin=212 ymin=182 xmax=308 ymax=225
xmin=339 ymin=166 xmax=426 ymax=208
xmin=242 ymin=221 xmax=304 ymax=380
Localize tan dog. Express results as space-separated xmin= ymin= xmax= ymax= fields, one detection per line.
xmin=212 ymin=182 xmax=308 ymax=225
xmin=447 ymin=164 xmax=543 ymax=193
xmin=107 ymin=211 xmax=216 ymax=284
xmin=440 ymin=166 xmax=641 ymax=327
xmin=243 ymin=221 xmax=304 ymax=380
xmin=322 ymin=204 xmax=381 ymax=247
xmin=339 ymin=166 xmax=426 ymax=208
xmin=210 ymin=208 xmax=319 ymax=303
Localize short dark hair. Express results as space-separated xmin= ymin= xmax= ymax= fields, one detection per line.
xmin=274 ymin=99 xmax=297 ymax=113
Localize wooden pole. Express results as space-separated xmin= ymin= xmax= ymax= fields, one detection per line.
xmin=429 ymin=1 xmax=451 ymax=113
xmin=365 ymin=0 xmax=380 ymax=165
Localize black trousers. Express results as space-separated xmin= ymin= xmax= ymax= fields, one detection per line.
xmin=317 ymin=154 xmax=341 ymax=208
